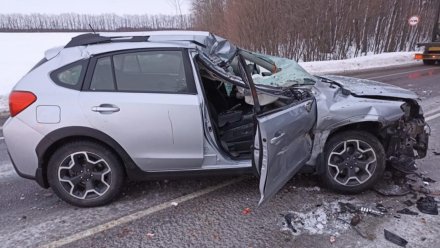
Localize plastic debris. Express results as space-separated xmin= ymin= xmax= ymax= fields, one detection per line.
xmin=384 ymin=229 xmax=408 ymax=247
xmin=146 ymin=232 xmax=155 ymax=239
xmin=283 ymin=213 xmax=297 ymax=233
xmin=242 ymin=207 xmax=252 ymax=215
xmin=360 ymin=207 xmax=384 ymax=216
xmin=375 ymin=203 xmax=388 ymax=213
xmin=422 ymin=177 xmax=436 ymax=183
xmin=402 ymin=200 xmax=414 ymax=207
xmin=338 ymin=202 xmax=358 ymax=213
xmin=171 ymin=202 xmax=178 ymax=207
xmin=350 ymin=214 xmax=362 ymax=226
xmin=396 ymin=208 xmax=418 ymax=216
xmin=416 ymin=196 xmax=438 ymax=215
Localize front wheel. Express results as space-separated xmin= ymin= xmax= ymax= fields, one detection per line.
xmin=48 ymin=141 xmax=124 ymax=207
xmin=321 ymin=131 xmax=385 ymax=193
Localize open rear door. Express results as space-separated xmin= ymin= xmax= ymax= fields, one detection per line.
xmin=256 ymin=100 xmax=316 ymax=205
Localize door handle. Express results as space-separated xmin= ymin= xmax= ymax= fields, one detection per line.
xmin=270 ymin=132 xmax=285 ymax=144
xmin=92 ymin=104 xmax=120 ymax=114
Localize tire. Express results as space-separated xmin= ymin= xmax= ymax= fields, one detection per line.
xmin=423 ymin=59 xmax=435 ymax=65
xmin=320 ymin=131 xmax=385 ymax=194
xmin=48 ymin=141 xmax=125 ymax=207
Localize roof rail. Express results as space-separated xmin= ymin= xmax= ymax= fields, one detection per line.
xmin=65 ymin=33 xmax=149 ymax=48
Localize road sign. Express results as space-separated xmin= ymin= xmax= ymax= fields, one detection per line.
xmin=409 ymin=16 xmax=420 ymax=26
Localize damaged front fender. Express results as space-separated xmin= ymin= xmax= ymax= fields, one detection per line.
xmin=306 ymin=80 xmax=429 ymax=172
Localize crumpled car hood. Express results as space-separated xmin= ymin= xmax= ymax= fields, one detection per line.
xmin=322 ymin=75 xmax=418 ymax=100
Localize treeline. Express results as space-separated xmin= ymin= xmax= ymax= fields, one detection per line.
xmin=193 ymin=0 xmax=439 ymax=61
xmin=0 ymin=13 xmax=191 ymax=32
xmin=1 ymin=0 xmax=438 ymax=61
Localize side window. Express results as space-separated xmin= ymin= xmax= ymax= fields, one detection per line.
xmin=113 ymin=51 xmax=188 ymax=93
xmin=51 ymin=60 xmax=88 ymax=90
xmin=90 ymin=57 xmax=115 ymax=91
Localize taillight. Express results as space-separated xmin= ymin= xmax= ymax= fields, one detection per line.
xmin=9 ymin=91 xmax=37 ymax=117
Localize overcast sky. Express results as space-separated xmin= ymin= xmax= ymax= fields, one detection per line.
xmin=0 ymin=0 xmax=192 ymax=15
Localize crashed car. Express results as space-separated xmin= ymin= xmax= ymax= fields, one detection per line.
xmin=4 ymin=31 xmax=429 ymax=207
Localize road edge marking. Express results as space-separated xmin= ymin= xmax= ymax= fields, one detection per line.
xmin=365 ymin=67 xmax=440 ymax=80
xmin=426 ymin=112 xmax=440 ymax=122
xmin=39 ymin=177 xmax=245 ymax=248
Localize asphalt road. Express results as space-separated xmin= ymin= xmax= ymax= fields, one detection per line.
xmin=1 ymin=63 xmax=440 ymax=248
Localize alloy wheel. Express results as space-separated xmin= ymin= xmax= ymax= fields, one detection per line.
xmin=58 ymin=151 xmax=112 ymax=199
xmin=327 ymin=139 xmax=377 ymax=186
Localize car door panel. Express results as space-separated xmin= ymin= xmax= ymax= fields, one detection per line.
xmin=257 ymin=99 xmax=317 ymax=204
xmin=80 ymin=92 xmax=204 ymax=171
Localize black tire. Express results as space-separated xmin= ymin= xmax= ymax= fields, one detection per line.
xmin=423 ymin=59 xmax=436 ymax=65
xmin=320 ymin=131 xmax=385 ymax=194
xmin=48 ymin=141 xmax=124 ymax=207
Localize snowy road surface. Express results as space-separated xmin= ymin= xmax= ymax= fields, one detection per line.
xmin=1 ymin=64 xmax=440 ymax=247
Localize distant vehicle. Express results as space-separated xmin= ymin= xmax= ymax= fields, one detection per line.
xmin=415 ymin=5 xmax=440 ymax=65
xmin=4 ymin=31 xmax=429 ymax=207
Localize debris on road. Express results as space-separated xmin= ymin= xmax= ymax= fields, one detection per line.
xmin=171 ymin=202 xmax=178 ymax=207
xmin=375 ymin=203 xmax=388 ymax=213
xmin=336 ymin=217 xmax=373 ymax=240
xmin=242 ymin=207 xmax=251 ymax=215
xmin=416 ymin=196 xmax=438 ymax=215
xmin=422 ymin=177 xmax=436 ymax=183
xmin=281 ymin=205 xmax=331 ymax=236
xmin=283 ymin=213 xmax=297 ymax=233
xmin=384 ymin=229 xmax=408 ymax=247
xmin=373 ymin=183 xmax=410 ymax=196
xmin=146 ymin=232 xmax=155 ymax=239
xmin=402 ymin=200 xmax=414 ymax=207
xmin=396 ymin=208 xmax=418 ymax=216
xmin=338 ymin=202 xmax=358 ymax=213
xmin=360 ymin=207 xmax=384 ymax=217
xmin=350 ymin=214 xmax=362 ymax=226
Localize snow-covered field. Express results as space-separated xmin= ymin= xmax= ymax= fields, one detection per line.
xmin=0 ymin=32 xmax=421 ymax=113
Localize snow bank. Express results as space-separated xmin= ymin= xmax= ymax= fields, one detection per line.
xmin=0 ymin=32 xmax=421 ymax=113
xmin=299 ymin=52 xmax=419 ymax=75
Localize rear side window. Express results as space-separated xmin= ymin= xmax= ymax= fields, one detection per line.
xmin=90 ymin=57 xmax=115 ymax=91
xmin=57 ymin=64 xmax=83 ymax=85
xmin=51 ymin=60 xmax=88 ymax=90
xmin=112 ymin=51 xmax=188 ymax=93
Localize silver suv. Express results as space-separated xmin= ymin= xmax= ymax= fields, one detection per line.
xmin=4 ymin=31 xmax=429 ymax=207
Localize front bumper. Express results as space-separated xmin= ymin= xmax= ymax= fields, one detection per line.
xmin=385 ymin=116 xmax=429 ymax=168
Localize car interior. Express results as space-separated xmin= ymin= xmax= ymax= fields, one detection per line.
xmin=197 ymin=61 xmax=256 ymax=159
xmin=196 ymin=53 xmax=315 ymax=160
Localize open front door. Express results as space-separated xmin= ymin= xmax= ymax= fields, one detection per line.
xmin=256 ymin=100 xmax=316 ymax=205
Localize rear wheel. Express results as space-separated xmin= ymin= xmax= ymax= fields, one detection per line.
xmin=321 ymin=131 xmax=385 ymax=193
xmin=423 ymin=59 xmax=436 ymax=65
xmin=48 ymin=141 xmax=124 ymax=207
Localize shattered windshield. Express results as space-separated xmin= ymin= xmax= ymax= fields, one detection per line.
xmin=240 ymin=51 xmax=317 ymax=87
xmin=196 ymin=33 xmax=316 ymax=88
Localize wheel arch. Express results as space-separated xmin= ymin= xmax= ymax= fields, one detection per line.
xmin=313 ymin=121 xmax=385 ymax=175
xmin=35 ymin=126 xmax=136 ymax=188
xmin=327 ymin=121 xmax=384 ymax=142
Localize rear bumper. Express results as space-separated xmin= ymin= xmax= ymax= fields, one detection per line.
xmin=3 ymin=117 xmax=44 ymax=185
xmin=415 ymin=53 xmax=440 ymax=60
